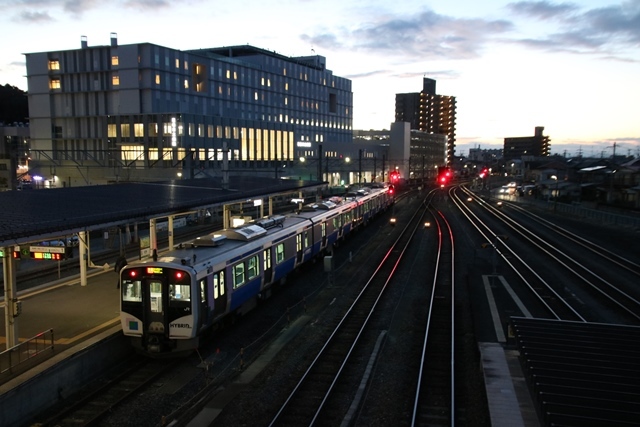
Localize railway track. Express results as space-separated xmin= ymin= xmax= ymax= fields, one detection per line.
xmin=35 ymin=356 xmax=170 ymax=426
xmin=268 ymin=192 xmax=431 ymax=426
xmin=411 ymin=208 xmax=457 ymax=426
xmin=453 ymin=186 xmax=640 ymax=324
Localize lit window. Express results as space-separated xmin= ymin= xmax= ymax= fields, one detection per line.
xmin=233 ymin=263 xmax=245 ymax=289
xmin=107 ymin=124 xmax=117 ymax=138
xmin=254 ymin=91 xmax=258 ymax=101
xmin=175 ymin=58 xmax=180 ymax=68
xmin=48 ymin=60 xmax=60 ymax=71
xmin=233 ymin=71 xmax=238 ymax=80
xmin=134 ymin=123 xmax=143 ymax=137
xmin=120 ymin=144 xmax=143 ymax=161
xmin=184 ymin=60 xmax=188 ymax=70
xmin=184 ymin=79 xmax=189 ymax=89
xmin=112 ymin=75 xmax=120 ymax=86
xmin=121 ymin=123 xmax=130 ymax=138
xmin=111 ymin=56 xmax=119 ymax=66
xmin=226 ymin=70 xmax=230 ymax=79
xmin=49 ymin=78 xmax=61 ymax=90
xmin=155 ymin=74 xmax=161 ymax=85
xmin=276 ymin=243 xmax=285 ymax=263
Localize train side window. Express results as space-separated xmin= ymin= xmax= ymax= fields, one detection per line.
xmin=233 ymin=263 xmax=245 ymax=289
xmin=214 ymin=271 xmax=225 ymax=298
xmin=322 ymin=223 xmax=326 ymax=238
xmin=122 ymin=280 xmax=142 ymax=302
xmin=275 ymin=243 xmax=285 ymax=263
xmin=264 ymin=249 xmax=272 ymax=271
xmin=303 ymin=231 xmax=309 ymax=247
xmin=296 ymin=234 xmax=302 ymax=252
xmin=170 ymin=284 xmax=191 ymax=302
xmin=247 ymin=255 xmax=258 ymax=279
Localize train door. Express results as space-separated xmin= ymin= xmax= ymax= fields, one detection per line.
xmin=321 ymin=222 xmax=327 ymax=248
xmin=212 ymin=270 xmax=227 ymax=318
xmin=143 ymin=278 xmax=168 ymax=336
xmin=198 ymin=278 xmax=208 ymax=329
xmin=263 ymin=248 xmax=273 ymax=284
xmin=296 ymin=233 xmax=303 ymax=264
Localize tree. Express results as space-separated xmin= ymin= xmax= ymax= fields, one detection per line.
xmin=0 ymin=84 xmax=28 ymax=124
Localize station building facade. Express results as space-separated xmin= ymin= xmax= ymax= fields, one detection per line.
xmin=24 ymin=35 xmax=353 ymax=187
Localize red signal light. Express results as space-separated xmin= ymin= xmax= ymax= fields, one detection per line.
xmin=129 ymin=270 xmax=137 ymax=278
xmin=176 ymin=272 xmax=184 ymax=279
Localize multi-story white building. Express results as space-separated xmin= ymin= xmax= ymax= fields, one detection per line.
xmin=25 ymin=34 xmax=353 ymax=186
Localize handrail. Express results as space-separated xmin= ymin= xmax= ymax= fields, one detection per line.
xmin=0 ymin=328 xmax=54 ymax=377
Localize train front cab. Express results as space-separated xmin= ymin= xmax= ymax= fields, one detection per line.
xmin=120 ymin=265 xmax=200 ymax=354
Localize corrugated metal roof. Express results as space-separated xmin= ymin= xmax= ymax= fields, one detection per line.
xmin=0 ymin=177 xmax=322 ymax=247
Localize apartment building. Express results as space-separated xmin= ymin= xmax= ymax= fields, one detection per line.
xmin=395 ymin=77 xmax=456 ymax=165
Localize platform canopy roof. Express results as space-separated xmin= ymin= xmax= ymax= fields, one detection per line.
xmin=0 ymin=177 xmax=323 ymax=247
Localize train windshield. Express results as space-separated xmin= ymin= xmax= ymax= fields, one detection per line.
xmin=121 ymin=267 xmax=191 ymax=307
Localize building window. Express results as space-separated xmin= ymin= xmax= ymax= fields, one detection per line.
xmin=112 ymin=75 xmax=120 ymax=86
xmin=155 ymin=74 xmax=161 ymax=85
xmin=107 ymin=124 xmax=117 ymax=138
xmin=175 ymin=59 xmax=180 ymax=68
xmin=48 ymin=60 xmax=60 ymax=71
xmin=49 ymin=78 xmax=61 ymax=90
xmin=121 ymin=145 xmax=143 ymax=161
xmin=121 ymin=123 xmax=130 ymax=138
xmin=134 ymin=123 xmax=144 ymax=137
xmin=111 ymin=56 xmax=119 ymax=66
xmin=184 ymin=79 xmax=189 ymax=89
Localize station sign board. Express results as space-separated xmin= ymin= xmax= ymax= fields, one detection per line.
xmin=30 ymin=245 xmax=67 ymax=260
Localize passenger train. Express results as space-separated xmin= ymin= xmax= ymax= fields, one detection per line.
xmin=119 ymin=186 xmax=394 ymax=354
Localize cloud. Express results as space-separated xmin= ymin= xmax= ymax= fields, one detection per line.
xmin=16 ymin=10 xmax=54 ymax=22
xmin=509 ymin=1 xmax=640 ymax=56
xmin=302 ymin=9 xmax=513 ymax=61
xmin=507 ymin=1 xmax=579 ymax=20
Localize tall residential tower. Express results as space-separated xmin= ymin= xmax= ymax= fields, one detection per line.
xmin=395 ymin=77 xmax=456 ymax=165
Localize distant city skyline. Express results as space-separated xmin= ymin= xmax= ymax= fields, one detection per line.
xmin=1 ymin=0 xmax=638 ymax=157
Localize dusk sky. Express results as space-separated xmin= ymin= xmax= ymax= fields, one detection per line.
xmin=1 ymin=0 xmax=638 ymax=157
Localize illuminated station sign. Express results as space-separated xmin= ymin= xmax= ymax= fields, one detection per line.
xmin=30 ymin=245 xmax=67 ymax=260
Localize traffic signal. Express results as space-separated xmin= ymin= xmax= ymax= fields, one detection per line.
xmin=389 ymin=170 xmax=400 ymax=184
xmin=437 ymin=166 xmax=452 ymax=186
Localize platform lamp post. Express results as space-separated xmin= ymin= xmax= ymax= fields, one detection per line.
xmin=358 ymin=149 xmax=363 ymax=186
xmin=551 ymin=175 xmax=558 ymax=213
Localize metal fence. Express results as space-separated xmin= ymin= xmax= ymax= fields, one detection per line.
xmin=0 ymin=329 xmax=54 ymax=379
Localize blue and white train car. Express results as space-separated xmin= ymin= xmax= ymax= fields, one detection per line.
xmin=119 ymin=186 xmax=393 ymax=354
